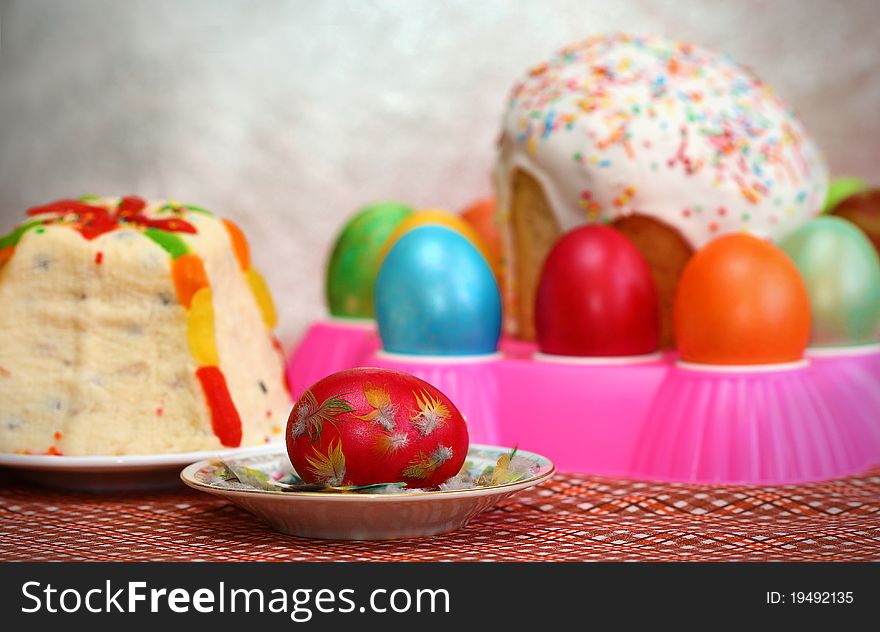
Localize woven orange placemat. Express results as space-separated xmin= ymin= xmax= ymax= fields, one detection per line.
xmin=1 ymin=470 xmax=878 ymax=561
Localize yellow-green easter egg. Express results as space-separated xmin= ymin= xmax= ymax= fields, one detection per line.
xmin=781 ymin=216 xmax=880 ymax=347
xmin=326 ymin=201 xmax=413 ymax=318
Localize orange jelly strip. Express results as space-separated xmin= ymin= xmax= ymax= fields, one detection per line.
xmin=173 ymin=253 xmax=210 ymax=308
xmin=223 ymin=219 xmax=251 ymax=271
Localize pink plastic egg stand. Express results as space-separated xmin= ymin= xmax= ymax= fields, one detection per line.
xmin=286 ymin=317 xmax=380 ymax=400
xmin=629 ymin=359 xmax=873 ymax=484
xmin=807 ymin=345 xmax=880 ymax=462
xmin=287 ymin=220 xmax=880 ymax=486
xmin=494 ymin=353 xmax=670 ymax=476
xmin=287 ymin=341 xmax=672 ymax=473
xmin=365 ymin=351 xmax=504 ymax=446
xmin=286 ymin=342 xmax=880 ymax=485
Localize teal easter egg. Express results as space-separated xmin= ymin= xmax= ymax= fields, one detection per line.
xmin=325 ymin=201 xmax=413 ymax=318
xmin=375 ymin=225 xmax=502 ymax=355
xmin=824 ymin=177 xmax=868 ymax=213
xmin=780 ymin=216 xmax=880 ymax=347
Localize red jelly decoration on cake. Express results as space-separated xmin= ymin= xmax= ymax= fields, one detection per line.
xmin=27 ymin=199 xmax=120 ymax=240
xmin=116 ymin=195 xmax=148 ymax=219
xmin=196 ymin=366 xmax=243 ymax=447
xmin=535 ymin=225 xmax=660 ymax=356
xmin=26 ymin=196 xmax=196 ymax=240
xmin=27 ymin=199 xmax=121 ymax=240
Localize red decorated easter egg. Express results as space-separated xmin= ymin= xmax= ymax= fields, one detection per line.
xmin=674 ymin=233 xmax=811 ymax=365
xmin=286 ymin=368 xmax=469 ymax=488
xmin=535 ymin=225 xmax=660 ymax=356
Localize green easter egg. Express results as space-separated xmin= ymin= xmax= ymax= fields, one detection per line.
xmin=780 ymin=216 xmax=880 ymax=347
xmin=824 ymin=177 xmax=868 ymax=212
xmin=325 ymin=201 xmax=413 ymax=318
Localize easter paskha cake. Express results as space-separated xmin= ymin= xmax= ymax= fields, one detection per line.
xmin=494 ymin=33 xmax=829 ymax=345
xmin=0 ymin=196 xmax=290 ymax=456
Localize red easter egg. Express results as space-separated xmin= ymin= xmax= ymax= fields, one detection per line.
xmin=535 ymin=225 xmax=660 ymax=356
xmin=674 ymin=233 xmax=811 ymax=365
xmin=286 ymin=368 xmax=469 ymax=488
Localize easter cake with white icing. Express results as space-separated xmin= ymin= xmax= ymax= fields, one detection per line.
xmin=494 ymin=33 xmax=829 ymax=345
xmin=0 ymin=196 xmax=290 ymax=456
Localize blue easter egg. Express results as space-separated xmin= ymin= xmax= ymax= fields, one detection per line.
xmin=375 ymin=225 xmax=502 ymax=355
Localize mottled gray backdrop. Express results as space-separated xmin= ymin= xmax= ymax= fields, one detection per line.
xmin=1 ymin=0 xmax=878 ymax=345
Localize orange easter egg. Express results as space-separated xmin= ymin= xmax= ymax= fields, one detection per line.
xmin=459 ymin=197 xmax=502 ymax=278
xmin=379 ymin=208 xmax=491 ymax=266
xmin=674 ymin=233 xmax=811 ymax=365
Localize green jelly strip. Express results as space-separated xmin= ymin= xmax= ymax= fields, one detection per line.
xmin=142 ymin=227 xmax=190 ymax=259
xmin=184 ymin=204 xmax=213 ymax=215
xmin=78 ymin=194 xmax=102 ymax=203
xmin=157 ymin=203 xmax=212 ymax=215
xmin=0 ymin=219 xmax=45 ymax=250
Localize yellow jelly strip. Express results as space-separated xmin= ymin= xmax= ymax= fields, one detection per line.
xmin=245 ymin=268 xmax=278 ymax=330
xmin=187 ymin=287 xmax=219 ymax=366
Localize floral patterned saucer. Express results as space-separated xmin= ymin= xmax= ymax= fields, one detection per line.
xmin=180 ymin=444 xmax=554 ymax=540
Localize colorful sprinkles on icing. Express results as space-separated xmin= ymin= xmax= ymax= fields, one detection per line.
xmin=497 ymin=33 xmax=828 ymax=247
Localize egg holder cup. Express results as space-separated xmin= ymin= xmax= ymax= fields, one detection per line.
xmin=286 ymin=316 xmax=381 ymax=397
xmin=286 ymin=323 xmax=880 ymax=485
